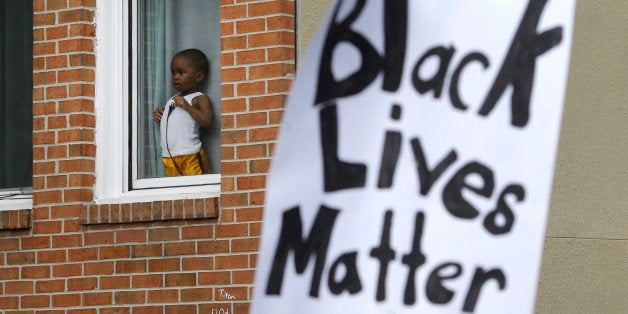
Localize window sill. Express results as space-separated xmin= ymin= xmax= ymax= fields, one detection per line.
xmin=0 ymin=208 xmax=31 ymax=230
xmin=81 ymin=196 xmax=219 ymax=226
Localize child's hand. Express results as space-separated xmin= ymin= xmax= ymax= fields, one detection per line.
xmin=172 ymin=95 xmax=188 ymax=109
xmin=153 ymin=105 xmax=165 ymax=122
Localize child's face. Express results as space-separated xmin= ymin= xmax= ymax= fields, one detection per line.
xmin=171 ymin=56 xmax=203 ymax=94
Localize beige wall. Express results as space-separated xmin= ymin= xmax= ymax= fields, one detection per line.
xmin=297 ymin=1 xmax=627 ymax=312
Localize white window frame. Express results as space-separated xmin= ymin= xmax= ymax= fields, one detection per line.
xmin=0 ymin=188 xmax=32 ymax=211
xmin=94 ymin=0 xmax=220 ymax=204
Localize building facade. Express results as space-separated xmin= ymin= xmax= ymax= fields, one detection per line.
xmin=1 ymin=0 xmax=295 ymax=312
xmin=1 ymin=0 xmax=626 ymax=313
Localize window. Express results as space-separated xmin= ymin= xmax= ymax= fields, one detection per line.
xmin=95 ymin=0 xmax=221 ymax=203
xmin=0 ymin=0 xmax=33 ymax=209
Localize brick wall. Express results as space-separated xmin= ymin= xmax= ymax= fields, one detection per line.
xmin=0 ymin=0 xmax=295 ymax=313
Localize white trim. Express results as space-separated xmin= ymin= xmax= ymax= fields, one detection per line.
xmin=0 ymin=188 xmax=33 ymax=211
xmin=95 ymin=0 xmax=130 ymax=201
xmin=95 ymin=0 xmax=220 ymax=203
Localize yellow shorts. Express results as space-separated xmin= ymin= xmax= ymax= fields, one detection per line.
xmin=162 ymin=149 xmax=210 ymax=176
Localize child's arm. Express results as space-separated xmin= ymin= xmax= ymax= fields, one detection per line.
xmin=173 ymin=95 xmax=213 ymax=128
xmin=153 ymin=105 xmax=166 ymax=122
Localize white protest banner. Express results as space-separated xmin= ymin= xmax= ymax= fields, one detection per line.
xmin=252 ymin=0 xmax=575 ymax=313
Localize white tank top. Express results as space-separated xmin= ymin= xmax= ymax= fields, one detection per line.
xmin=160 ymin=92 xmax=204 ymax=157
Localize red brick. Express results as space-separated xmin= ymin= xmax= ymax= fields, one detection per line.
xmin=100 ymin=275 xmax=130 ymax=289
xmin=114 ymin=291 xmax=146 ymax=305
xmin=6 ymin=281 xmax=34 ymax=294
xmin=0 ymin=267 xmax=19 ymax=280
xmin=47 ymin=145 xmax=68 ymax=158
xmin=47 ymin=0 xmax=68 ymax=10
xmin=34 ymin=42 xmax=56 ymax=55
xmin=147 ymin=289 xmax=179 ymax=303
xmin=33 ymin=13 xmax=55 ymax=26
xmin=231 ymin=238 xmax=260 ymax=252
xmin=68 ymin=277 xmax=97 ymax=291
xmin=83 ymin=292 xmax=113 ymax=306
xmin=58 ymin=68 xmax=95 ymax=82
xmin=199 ymin=303 xmax=234 ymax=314
xmin=84 ymin=231 xmax=114 ymax=246
xmin=249 ymin=31 xmax=295 ymax=47
xmin=268 ymin=15 xmax=295 ymax=30
xmin=69 ymin=23 xmax=96 ymax=37
xmin=46 ymin=25 xmax=69 ymax=40
xmin=36 ymin=280 xmax=65 ymax=293
xmin=148 ymin=228 xmax=180 ymax=241
xmin=267 ymin=47 xmax=295 ymax=62
xmin=222 ymin=83 xmax=234 ymax=98
xmin=100 ymin=245 xmax=130 ymax=259
xmin=58 ymin=9 xmax=94 ymax=23
xmin=164 ymin=242 xmax=195 ymax=256
xmin=115 ymin=260 xmax=147 ymax=274
xmin=166 ymin=304 xmax=197 ymax=314
xmin=46 ymin=55 xmax=68 ymax=68
xmin=221 ymin=4 xmax=246 ymax=19
xmin=237 ymin=175 xmax=267 ymax=190
xmin=216 ymin=224 xmax=248 ymax=238
xmin=181 ymin=225 xmax=213 ymax=239
xmin=221 ymin=193 xmax=249 ymax=207
xmin=249 ymin=159 xmax=270 ymax=173
xmin=69 ymin=113 xmax=96 ymax=127
xmin=222 ymin=67 xmax=247 ymax=82
xmin=249 ymin=95 xmax=286 ymax=112
xmin=236 ymin=144 xmax=267 ymax=159
xmin=52 ymin=293 xmax=81 ymax=307
xmin=84 ymin=261 xmax=114 ymax=277
xmin=116 ymin=229 xmax=147 ymax=243
xmin=33 ymin=28 xmax=45 ymax=42
xmin=21 ymin=295 xmax=50 ymax=308
xmin=69 ymin=83 xmax=96 ymax=97
xmin=69 ymin=0 xmax=97 ymax=8
xmin=222 ymin=98 xmax=246 ymax=113
xmin=67 ymin=247 xmax=98 ymax=262
xmin=51 ymin=233 xmax=80 ymax=248
xmin=236 ymin=18 xmax=266 ymax=33
xmin=215 ymin=286 xmax=248 ymax=301
xmin=236 ymin=49 xmax=266 ymax=64
xmin=69 ymin=144 xmax=97 ymax=157
xmin=236 ymin=112 xmax=268 ymax=127
xmin=237 ymin=81 xmax=265 ymax=96
xmin=53 ymin=263 xmax=82 ymax=277
xmin=181 ymin=287 xmax=213 ymax=302
xmin=131 ymin=243 xmax=163 ymax=258
xmin=21 ymin=265 xmax=51 ymax=279
xmin=132 ymin=274 xmax=162 ymax=288
xmin=148 ymin=258 xmax=180 ymax=272
xmin=0 ymin=238 xmax=20 ymax=251
xmin=233 ymin=270 xmax=256 ymax=284
xmin=221 ymin=36 xmax=247 ymax=50
xmin=197 ymin=240 xmax=230 ymax=254
xmin=0 ymin=297 xmax=19 ymax=309
xmin=7 ymin=252 xmax=35 ymax=265
xmin=21 ymin=236 xmax=51 ymax=250
xmin=33 ymin=71 xmax=56 ymax=85
xmin=182 ymin=257 xmax=214 ymax=271
xmin=198 ymin=271 xmax=231 ymax=285
xmin=222 ymin=51 xmax=235 ymax=66
xmin=165 ymin=273 xmax=196 ymax=287
xmin=249 ymin=63 xmax=294 ymax=79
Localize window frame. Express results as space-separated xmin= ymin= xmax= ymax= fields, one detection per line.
xmin=129 ymin=0 xmax=220 ymax=189
xmin=0 ymin=0 xmax=33 ymax=211
xmin=94 ymin=0 xmax=220 ymax=204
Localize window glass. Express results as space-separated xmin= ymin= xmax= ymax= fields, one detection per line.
xmin=0 ymin=0 xmax=33 ymax=192
xmin=132 ymin=0 xmax=221 ymax=185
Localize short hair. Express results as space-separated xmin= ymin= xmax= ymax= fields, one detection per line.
xmin=174 ymin=48 xmax=209 ymax=77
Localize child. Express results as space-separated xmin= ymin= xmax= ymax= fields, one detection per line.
xmin=152 ymin=48 xmax=213 ymax=176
